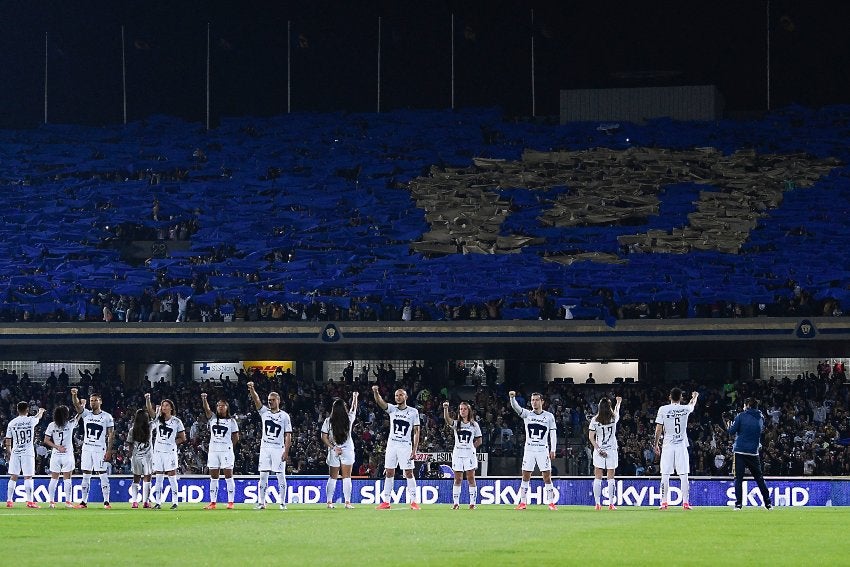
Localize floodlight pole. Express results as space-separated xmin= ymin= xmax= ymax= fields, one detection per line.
xmin=43 ymin=32 xmax=48 ymax=124
xmin=121 ymin=25 xmax=127 ymax=125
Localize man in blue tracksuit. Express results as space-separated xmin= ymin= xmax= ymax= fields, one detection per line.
xmin=726 ymin=397 xmax=772 ymax=510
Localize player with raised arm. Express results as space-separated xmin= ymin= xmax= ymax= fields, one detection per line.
xmin=71 ymin=387 xmax=115 ymax=509
xmin=654 ymin=388 xmax=699 ymax=510
xmin=126 ymin=405 xmax=154 ymax=509
xmin=443 ymin=401 xmax=483 ymax=509
xmin=373 ymin=385 xmax=421 ymax=510
xmin=588 ymin=396 xmax=622 ymax=510
xmin=321 ymin=391 xmax=359 ymax=509
xmin=5 ymin=401 xmax=46 ymax=508
xmin=146 ymin=394 xmax=186 ymax=510
xmin=44 ymin=405 xmax=80 ymax=509
xmin=509 ymin=391 xmax=558 ymax=510
xmin=201 ymin=392 xmax=240 ymax=510
xmin=248 ymin=381 xmax=292 ymax=510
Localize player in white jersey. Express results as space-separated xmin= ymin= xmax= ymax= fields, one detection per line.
xmin=126 ymin=408 xmax=155 ymax=509
xmin=588 ymin=396 xmax=622 ymax=510
xmin=146 ymin=394 xmax=186 ymax=509
xmin=509 ymin=391 xmax=558 ymax=510
xmin=654 ymin=387 xmax=699 ymax=510
xmin=373 ymin=385 xmax=421 ymax=510
xmin=443 ymin=401 xmax=483 ymax=509
xmin=248 ymin=381 xmax=292 ymax=510
xmin=71 ymin=388 xmax=115 ymax=509
xmin=201 ymin=392 xmax=240 ymax=510
xmin=321 ymin=391 xmax=359 ymax=509
xmin=44 ymin=405 xmax=80 ymax=509
xmin=5 ymin=401 xmax=46 ymax=508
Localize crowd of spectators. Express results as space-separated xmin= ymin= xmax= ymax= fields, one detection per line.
xmin=1 ymin=362 xmax=848 ymax=480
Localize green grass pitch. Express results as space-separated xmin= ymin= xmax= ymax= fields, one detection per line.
xmin=2 ymin=504 xmax=845 ymax=566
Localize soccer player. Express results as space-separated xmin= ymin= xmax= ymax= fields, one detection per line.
xmin=126 ymin=407 xmax=154 ymax=509
xmin=71 ymin=387 xmax=115 ymax=509
xmin=146 ymin=394 xmax=186 ymax=510
xmin=726 ymin=397 xmax=772 ymax=510
xmin=43 ymin=405 xmax=79 ymax=509
xmin=201 ymin=392 xmax=240 ymax=510
xmin=5 ymin=401 xmax=46 ymax=508
xmin=509 ymin=391 xmax=558 ymax=510
xmin=588 ymin=396 xmax=622 ymax=510
xmin=248 ymin=381 xmax=292 ymax=510
xmin=321 ymin=391 xmax=359 ymax=509
xmin=654 ymin=388 xmax=699 ymax=510
xmin=443 ymin=401 xmax=482 ymax=509
xmin=372 ymin=385 xmax=421 ymax=510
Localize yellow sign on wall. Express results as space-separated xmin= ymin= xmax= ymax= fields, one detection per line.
xmin=242 ymin=360 xmax=295 ymax=376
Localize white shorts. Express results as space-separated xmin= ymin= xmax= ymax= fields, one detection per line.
xmin=8 ymin=453 xmax=35 ymax=477
xmin=660 ymin=444 xmax=690 ymax=475
xmin=152 ymin=450 xmax=178 ymax=473
xmin=81 ymin=447 xmax=107 ymax=472
xmin=521 ymin=451 xmax=552 ymax=473
xmin=326 ymin=447 xmax=355 ymax=468
xmin=258 ymin=447 xmax=286 ymax=473
xmin=207 ymin=450 xmax=235 ymax=470
xmin=49 ymin=450 xmax=75 ymax=474
xmin=383 ymin=443 xmax=414 ymax=471
xmin=452 ymin=452 xmax=477 ymax=472
xmin=593 ymin=448 xmax=619 ymax=471
xmin=131 ymin=453 xmax=153 ymax=476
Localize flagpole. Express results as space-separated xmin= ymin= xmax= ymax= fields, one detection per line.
xmin=377 ymin=16 xmax=382 ymax=113
xmin=44 ymin=32 xmax=48 ymax=124
xmin=206 ymin=22 xmax=211 ymax=130
xmin=451 ymin=13 xmax=455 ymax=110
xmin=121 ymin=25 xmax=127 ymax=125
xmin=287 ymin=20 xmax=292 ymax=113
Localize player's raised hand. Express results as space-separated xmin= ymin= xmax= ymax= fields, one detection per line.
xmin=247 ymin=381 xmax=255 ymax=390
xmin=200 ymin=392 xmax=207 ymax=400
xmin=144 ymin=393 xmax=151 ymax=400
xmin=371 ymin=385 xmax=379 ymax=393
xmin=442 ymin=401 xmax=449 ymax=408
xmin=508 ymin=391 xmax=516 ymax=398
xmin=692 ymin=391 xmax=699 ymax=399
xmin=70 ymin=388 xmax=78 ymax=396
xmin=615 ymin=396 xmax=622 ymax=404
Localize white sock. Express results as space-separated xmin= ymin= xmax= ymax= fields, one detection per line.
xmin=679 ymin=475 xmax=689 ymax=504
xmin=99 ymin=473 xmax=110 ymax=503
xmin=48 ymin=478 xmax=59 ymax=503
xmin=519 ymin=480 xmax=530 ymax=504
xmin=660 ymin=474 xmax=670 ymax=504
xmin=82 ymin=473 xmax=92 ymax=503
xmin=155 ymin=474 xmax=165 ymax=504
xmin=258 ymin=472 xmax=269 ymax=505
xmin=545 ymin=483 xmax=555 ymax=505
xmin=593 ymin=479 xmax=602 ymax=505
xmin=143 ymin=481 xmax=151 ymax=504
xmin=276 ymin=473 xmax=287 ymax=504
xmin=209 ymin=478 xmax=220 ymax=503
xmin=452 ymin=485 xmax=461 ymax=505
xmin=129 ymin=482 xmax=138 ymax=502
xmin=469 ymin=485 xmax=478 ymax=505
xmin=168 ymin=476 xmax=179 ymax=504
xmin=24 ymin=479 xmax=34 ymax=502
xmin=63 ymin=479 xmax=72 ymax=504
xmin=607 ymin=479 xmax=617 ymax=505
xmin=342 ymin=478 xmax=352 ymax=503
xmin=406 ymin=477 xmax=417 ymax=504
xmin=326 ymin=477 xmax=338 ymax=504
xmin=6 ymin=479 xmax=15 ymax=502
xmin=226 ymin=478 xmax=235 ymax=503
xmin=381 ymin=476 xmax=392 ymax=503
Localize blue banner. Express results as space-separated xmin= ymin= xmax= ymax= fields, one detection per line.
xmin=2 ymin=476 xmax=848 ymax=507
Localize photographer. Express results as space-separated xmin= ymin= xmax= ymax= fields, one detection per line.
xmin=726 ymin=398 xmax=773 ymax=510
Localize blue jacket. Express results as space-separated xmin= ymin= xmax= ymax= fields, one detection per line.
xmin=727 ymin=408 xmax=764 ymax=455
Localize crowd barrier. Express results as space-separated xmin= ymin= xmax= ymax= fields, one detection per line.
xmin=2 ymin=476 xmax=847 ymax=507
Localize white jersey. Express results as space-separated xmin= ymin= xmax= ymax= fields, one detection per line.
xmin=655 ymin=403 xmax=694 ymax=448
xmin=80 ymin=409 xmax=114 ymax=451
xmin=589 ymin=411 xmax=620 ymax=452
xmin=129 ymin=419 xmax=155 ymax=458
xmin=5 ymin=416 xmax=41 ymax=456
xmin=449 ymin=419 xmax=482 ymax=454
xmin=321 ymin=408 xmax=356 ymax=452
xmin=44 ymin=415 xmax=80 ymax=454
xmin=516 ymin=408 xmax=557 ymax=453
xmin=258 ymin=406 xmax=292 ymax=450
xmin=153 ymin=416 xmax=185 ymax=452
xmin=208 ymin=416 xmax=239 ymax=452
xmin=385 ymin=404 xmax=420 ymax=446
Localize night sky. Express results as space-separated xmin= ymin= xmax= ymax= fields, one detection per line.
xmin=0 ymin=0 xmax=848 ymax=127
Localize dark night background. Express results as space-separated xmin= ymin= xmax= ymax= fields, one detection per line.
xmin=0 ymin=0 xmax=848 ymax=127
